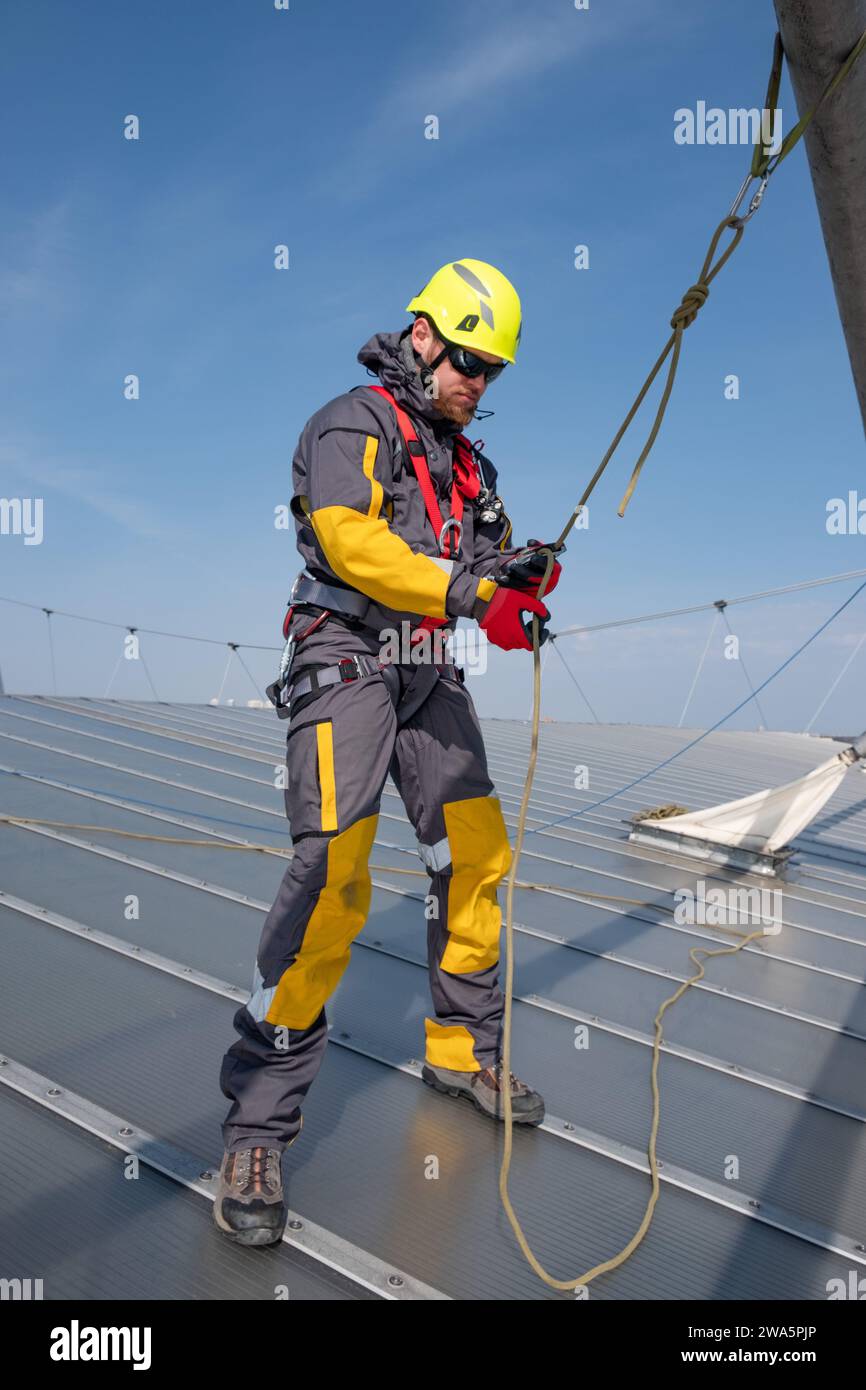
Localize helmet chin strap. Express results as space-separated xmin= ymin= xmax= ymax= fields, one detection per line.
xmin=400 ymin=324 xmax=448 ymax=395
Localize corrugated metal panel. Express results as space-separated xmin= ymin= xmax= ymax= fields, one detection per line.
xmin=0 ymin=903 xmax=857 ymax=1301
xmin=2 ymin=696 xmax=865 ymax=1300
xmin=0 ymin=1084 xmax=371 ymax=1301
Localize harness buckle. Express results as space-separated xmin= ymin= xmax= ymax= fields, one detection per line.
xmin=338 ymin=656 xmax=363 ymax=683
xmin=438 ymin=517 xmax=463 ymax=556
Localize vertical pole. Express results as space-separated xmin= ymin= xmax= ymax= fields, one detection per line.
xmin=773 ymin=0 xmax=866 ymax=431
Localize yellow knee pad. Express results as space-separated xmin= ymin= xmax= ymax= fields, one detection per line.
xmin=266 ymin=814 xmax=378 ymax=1029
xmin=439 ymin=795 xmax=511 ymax=975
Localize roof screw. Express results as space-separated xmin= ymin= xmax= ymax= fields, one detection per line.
xmin=118 ymin=1127 xmax=134 ymax=1136
xmin=749 ymin=1199 xmax=760 ymax=1209
xmin=288 ymin=1219 xmax=303 ymax=1231
xmin=339 ymin=1031 xmax=350 ymax=1040
xmin=131 ymin=946 xmax=140 ymax=953
xmin=854 ymin=1243 xmax=865 ymax=1253
xmin=199 ymin=1171 xmax=214 ymax=1181
xmin=388 ymin=1275 xmax=404 ymax=1288
xmin=47 ymin=1088 xmax=61 ymax=1096
xmin=0 ymin=1058 xmax=7 ymax=1066
xmin=564 ymin=1122 xmax=575 ymax=1132
xmin=373 ymin=940 xmax=382 ymax=947
xmin=657 ymin=1161 xmax=664 ymax=1169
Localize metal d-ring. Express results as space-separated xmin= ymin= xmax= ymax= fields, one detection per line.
xmin=438 ymin=518 xmax=463 ymax=556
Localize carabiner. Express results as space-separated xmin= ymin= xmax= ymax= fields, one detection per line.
xmin=277 ymin=633 xmax=296 ymax=686
xmin=438 ymin=517 xmax=463 ymax=557
xmin=728 ymin=173 xmax=769 ymax=229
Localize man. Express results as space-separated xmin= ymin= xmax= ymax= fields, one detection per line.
xmin=214 ymin=258 xmax=562 ymax=1246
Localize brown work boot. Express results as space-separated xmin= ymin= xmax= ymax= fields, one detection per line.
xmin=422 ymin=1059 xmax=545 ymax=1125
xmin=212 ymin=1146 xmax=286 ymax=1246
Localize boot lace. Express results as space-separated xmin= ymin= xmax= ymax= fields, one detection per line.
xmin=232 ymin=1146 xmax=281 ymax=1195
xmin=481 ymin=1061 xmax=521 ymax=1092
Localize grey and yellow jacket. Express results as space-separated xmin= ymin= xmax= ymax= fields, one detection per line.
xmin=288 ymin=326 xmax=520 ymax=639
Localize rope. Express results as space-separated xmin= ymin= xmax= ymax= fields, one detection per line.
xmin=752 ymin=27 xmax=866 ymax=179
xmin=548 ymin=637 xmax=601 ymax=723
xmin=561 ymin=213 xmax=742 ymax=524
xmin=103 ymin=649 xmax=124 ymax=699
xmin=677 ymin=610 xmax=720 ymax=728
xmin=494 ymin=23 xmax=866 ymax=1293
xmin=533 ymin=574 xmax=866 ymax=839
xmin=718 ymin=607 xmax=770 ymax=732
xmin=43 ymin=609 xmax=57 ymax=697
xmin=215 ymin=650 xmax=234 ymax=705
xmin=139 ymin=649 xmax=161 ymax=703
xmin=5 ymin=570 xmax=857 ymax=1296
xmin=0 ymin=806 xmax=776 ymax=1295
xmin=541 ymin=24 xmax=866 ymax=526
xmin=233 ymin=645 xmax=266 ymax=701
xmin=0 ymin=594 xmax=281 ymax=653
xmin=803 ymin=631 xmax=866 ymax=734
xmin=496 ymin=556 xmax=783 ymax=1292
xmin=2 ymin=22 xmax=863 ymax=1298
xmin=553 ymin=565 xmax=866 ymax=639
xmin=10 ymin=561 xmax=865 ymax=659
xmin=1 ymin=813 xmax=744 ymax=920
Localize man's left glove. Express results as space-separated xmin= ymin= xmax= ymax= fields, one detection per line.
xmin=500 ymin=539 xmax=563 ymax=596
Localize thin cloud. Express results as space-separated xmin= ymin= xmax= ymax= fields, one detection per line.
xmin=0 ymin=197 xmax=77 ymax=314
xmin=0 ymin=439 xmax=186 ymax=543
xmin=309 ymin=3 xmax=632 ymax=204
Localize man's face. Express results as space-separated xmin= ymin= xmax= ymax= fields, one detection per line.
xmin=411 ymin=316 xmax=504 ymax=428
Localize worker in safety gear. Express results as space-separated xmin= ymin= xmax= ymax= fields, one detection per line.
xmin=214 ymin=258 xmax=563 ymax=1245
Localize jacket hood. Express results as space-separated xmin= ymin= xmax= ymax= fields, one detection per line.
xmin=356 ymin=327 xmax=463 ymax=439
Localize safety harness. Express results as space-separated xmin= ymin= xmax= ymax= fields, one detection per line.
xmin=266 ymin=384 xmax=498 ymax=717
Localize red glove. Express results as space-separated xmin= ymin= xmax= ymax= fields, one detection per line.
xmin=479 ymin=585 xmax=550 ymax=652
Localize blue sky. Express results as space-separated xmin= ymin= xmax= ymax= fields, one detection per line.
xmin=2 ymin=0 xmax=864 ymax=734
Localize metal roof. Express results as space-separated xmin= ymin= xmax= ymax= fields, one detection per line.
xmin=1 ymin=693 xmax=865 ymax=1300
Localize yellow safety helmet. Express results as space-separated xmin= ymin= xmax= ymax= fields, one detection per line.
xmin=405 ymin=258 xmax=522 ymax=364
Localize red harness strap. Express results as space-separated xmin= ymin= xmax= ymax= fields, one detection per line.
xmin=366 ymin=384 xmax=479 ymax=560
xmin=364 ymin=384 xmax=488 ymax=643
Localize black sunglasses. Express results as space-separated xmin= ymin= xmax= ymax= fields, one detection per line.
xmin=430 ymin=337 xmax=507 ymax=383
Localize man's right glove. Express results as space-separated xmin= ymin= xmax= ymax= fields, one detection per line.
xmin=478 ymin=585 xmax=551 ymax=652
